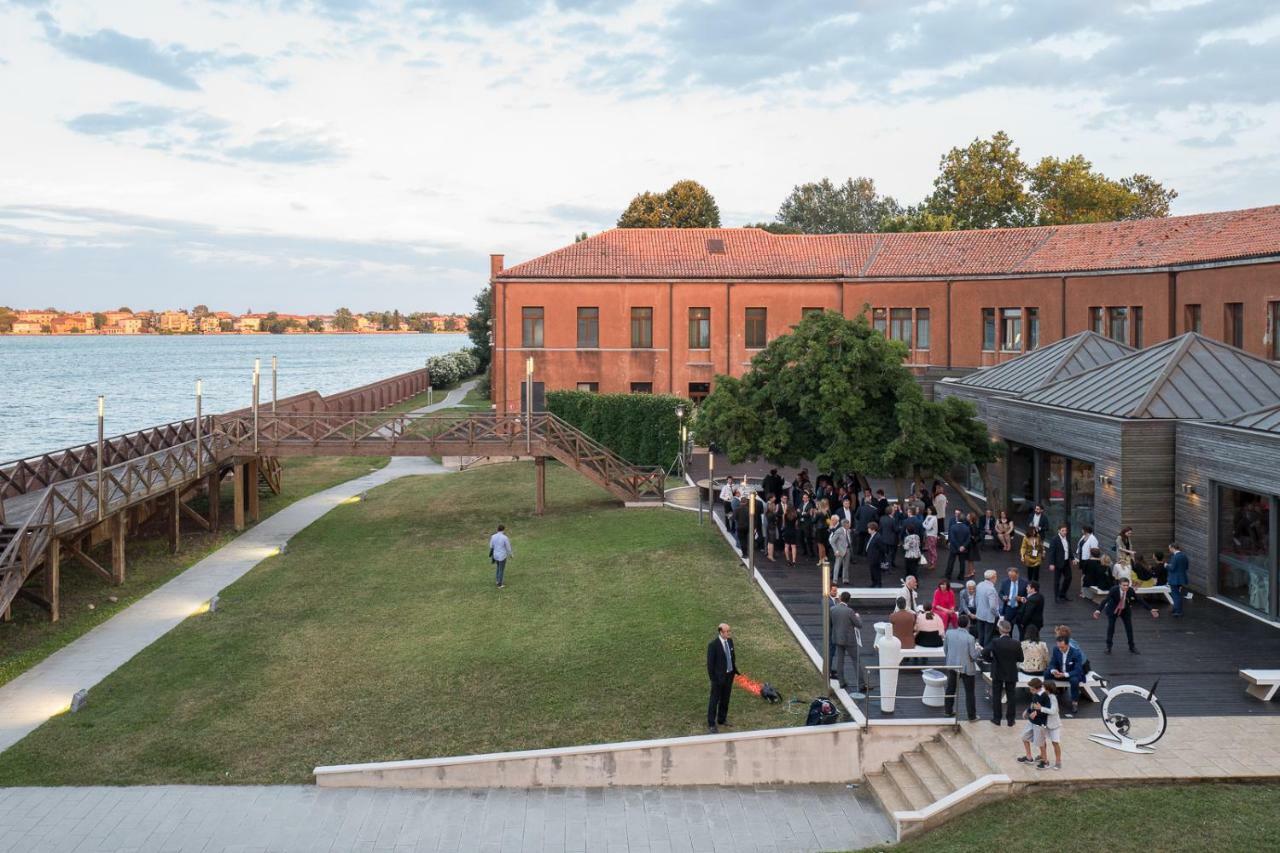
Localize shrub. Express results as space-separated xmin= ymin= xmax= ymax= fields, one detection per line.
xmin=426 ymin=350 xmax=480 ymax=388
xmin=545 ymin=391 xmax=691 ymax=467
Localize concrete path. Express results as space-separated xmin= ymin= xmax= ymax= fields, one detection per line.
xmin=0 ymin=382 xmax=477 ymax=755
xmin=0 ymin=784 xmax=893 ymax=852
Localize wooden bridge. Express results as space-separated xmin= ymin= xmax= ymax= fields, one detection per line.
xmin=0 ymin=397 xmax=663 ymax=623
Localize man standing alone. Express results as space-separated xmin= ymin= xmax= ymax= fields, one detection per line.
xmin=489 ymin=524 xmax=512 ymax=589
xmin=1166 ymin=543 xmax=1189 ymax=617
xmin=706 ymin=623 xmax=739 ymax=733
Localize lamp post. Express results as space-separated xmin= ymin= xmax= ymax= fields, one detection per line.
xmin=96 ymin=395 xmax=105 ymax=522
xmin=525 ymin=356 xmax=534 ymax=455
xmin=252 ymin=358 xmax=260 ymax=455
xmin=271 ymin=356 xmax=278 ymax=413
xmin=425 ymin=359 xmax=432 ymax=406
xmin=706 ymin=450 xmax=714 ymax=527
xmin=748 ymin=489 xmax=756 ymax=573
xmin=674 ymin=404 xmax=686 ymax=477
xmin=820 ymin=557 xmax=832 ymax=696
xmin=195 ymin=379 xmax=203 ymax=478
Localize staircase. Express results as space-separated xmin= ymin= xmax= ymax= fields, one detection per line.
xmin=865 ymin=729 xmax=1014 ymax=841
xmin=0 ymin=496 xmax=55 ymax=619
xmin=535 ymin=415 xmax=665 ymax=505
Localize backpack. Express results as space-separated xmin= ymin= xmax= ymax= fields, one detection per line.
xmin=805 ymin=697 xmax=840 ymax=726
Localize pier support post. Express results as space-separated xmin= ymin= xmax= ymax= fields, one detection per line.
xmin=233 ymin=463 xmax=246 ymax=531
xmin=168 ymin=488 xmax=181 ymax=555
xmin=110 ymin=512 xmax=126 ymax=585
xmin=535 ymin=456 xmax=546 ymax=516
xmin=207 ymin=470 xmax=221 ymax=531
xmin=247 ymin=458 xmax=261 ymax=523
xmin=45 ymin=538 xmax=61 ymax=622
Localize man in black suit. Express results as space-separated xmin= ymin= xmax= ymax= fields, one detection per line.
xmin=1093 ymin=577 xmax=1159 ymax=654
xmin=1019 ymin=580 xmax=1045 ymax=641
xmin=706 ymin=623 xmax=739 ymax=733
xmin=864 ymin=522 xmax=889 ymax=587
xmin=761 ymin=469 xmax=784 ymax=500
xmin=1048 ymin=523 xmax=1073 ymax=601
xmin=877 ymin=507 xmax=899 ymax=570
xmin=854 ymin=499 xmax=878 ymax=556
xmin=982 ymin=619 xmax=1023 ymax=726
xmin=1028 ymin=505 xmax=1049 ymax=540
xmin=998 ymin=567 xmax=1028 ymax=624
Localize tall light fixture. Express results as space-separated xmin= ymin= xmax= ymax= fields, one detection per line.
xmin=96 ymin=395 xmax=105 ymax=521
xmin=195 ymin=379 xmax=203 ymax=478
xmin=252 ymin=358 xmax=260 ymax=454
xmin=525 ymin=356 xmax=534 ymax=455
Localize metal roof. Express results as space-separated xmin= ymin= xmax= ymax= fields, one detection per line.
xmin=1019 ymin=333 xmax=1280 ymax=419
xmin=1221 ymin=402 xmax=1280 ymax=434
xmin=952 ymin=331 xmax=1135 ymax=394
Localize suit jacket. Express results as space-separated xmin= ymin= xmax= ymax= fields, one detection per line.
xmin=1019 ymin=591 xmax=1045 ymax=629
xmin=1043 ymin=645 xmax=1085 ymax=683
xmin=1048 ymin=534 xmax=1072 ymax=570
xmin=1098 ymin=584 xmax=1141 ymax=617
xmin=1028 ymin=512 xmax=1049 ymax=539
xmin=877 ymin=514 xmax=898 ymax=546
xmin=983 ymin=634 xmax=1024 ymax=682
xmin=706 ymin=636 xmax=739 ymax=685
xmin=957 ymin=589 xmax=979 ymax=620
xmin=854 ymin=504 xmax=878 ymax=533
xmin=831 ymin=602 xmax=862 ymax=647
xmin=944 ymin=627 xmax=980 ymax=676
xmin=998 ymin=578 xmax=1027 ymax=618
xmin=975 ymin=580 xmax=1000 ymax=623
xmin=865 ymin=534 xmax=890 ymax=570
xmin=1167 ymin=551 xmax=1190 ymax=586
xmin=948 ymin=521 xmax=972 ymax=551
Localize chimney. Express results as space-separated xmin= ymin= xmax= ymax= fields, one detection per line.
xmin=490 ymin=254 xmax=504 ymax=279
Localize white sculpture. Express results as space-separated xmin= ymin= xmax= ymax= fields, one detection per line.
xmin=874 ymin=621 xmax=902 ymax=713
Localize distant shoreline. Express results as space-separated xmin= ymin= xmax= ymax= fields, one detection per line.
xmin=0 ymin=330 xmax=469 ymax=338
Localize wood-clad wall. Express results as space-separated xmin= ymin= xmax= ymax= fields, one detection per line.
xmin=1118 ymin=420 xmax=1178 ymax=561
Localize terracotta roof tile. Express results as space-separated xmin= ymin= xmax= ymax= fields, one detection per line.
xmin=497 ymin=205 xmax=1280 ymax=280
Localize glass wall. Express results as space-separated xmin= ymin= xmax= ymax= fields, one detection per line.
xmin=1002 ymin=443 xmax=1095 ymax=534
xmin=1217 ymin=486 xmax=1275 ymax=616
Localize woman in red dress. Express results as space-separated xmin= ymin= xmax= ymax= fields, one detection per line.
xmin=932 ymin=579 xmax=959 ymax=629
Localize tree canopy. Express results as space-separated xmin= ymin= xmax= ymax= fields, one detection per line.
xmin=617 ymin=180 xmax=721 ymax=228
xmin=467 ymin=285 xmax=492 ymax=370
xmin=694 ymin=311 xmax=997 ymax=482
xmin=775 ymin=177 xmax=902 ymax=234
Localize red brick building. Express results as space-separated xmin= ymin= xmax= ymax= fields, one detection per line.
xmin=490 ymin=205 xmax=1280 ymax=412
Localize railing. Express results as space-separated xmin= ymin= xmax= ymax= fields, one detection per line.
xmin=0 ymin=491 xmax=55 ymax=611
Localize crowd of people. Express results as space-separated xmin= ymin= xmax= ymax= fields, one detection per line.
xmin=716 ymin=466 xmax=1194 ymax=771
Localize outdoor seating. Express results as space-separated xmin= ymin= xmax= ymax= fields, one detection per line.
xmin=1082 ymin=584 xmax=1173 ymax=605
xmin=982 ymin=668 xmax=1107 ymax=703
xmin=1240 ymin=669 xmax=1280 ymax=702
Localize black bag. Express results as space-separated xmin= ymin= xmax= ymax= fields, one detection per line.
xmin=805 ymin=697 xmax=840 ymax=726
xmin=488 ymin=547 xmax=495 ymax=562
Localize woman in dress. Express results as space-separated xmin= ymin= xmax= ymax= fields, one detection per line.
xmin=915 ymin=604 xmax=945 ymax=648
xmin=782 ymin=508 xmax=799 ymax=566
xmin=932 ymin=579 xmax=958 ymax=630
xmin=1115 ymin=526 xmax=1138 ymax=567
xmin=995 ymin=510 xmax=1015 ymax=552
xmin=922 ymin=505 xmax=939 ymax=569
xmin=815 ymin=512 xmax=832 ymax=566
xmin=764 ymin=498 xmax=780 ymax=561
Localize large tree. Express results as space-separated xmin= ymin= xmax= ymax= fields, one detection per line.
xmin=925 ymin=131 xmax=1033 ymax=230
xmin=617 ymin=180 xmax=721 ymax=228
xmin=467 ymin=286 xmax=493 ymax=371
xmin=1029 ymin=155 xmax=1178 ymax=224
xmin=332 ymin=307 xmax=356 ymax=331
xmin=694 ymin=311 xmax=996 ymax=493
xmin=0 ymin=306 xmax=14 ymax=333
xmin=775 ymin=177 xmax=902 ymax=234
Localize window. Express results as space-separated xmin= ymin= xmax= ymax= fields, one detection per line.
xmin=1027 ymin=308 xmax=1040 ymax=350
xmin=1000 ymin=307 xmax=1022 ymax=352
xmin=1270 ymin=302 xmax=1280 ymax=360
xmin=890 ymin=308 xmax=912 ymax=347
xmin=577 ymin=307 xmax=599 ymax=348
xmin=688 ymin=307 xmax=711 ymax=349
xmin=1185 ymin=303 xmax=1202 ymax=334
xmin=1217 ymin=486 xmax=1274 ymax=616
xmin=630 ymin=382 xmax=653 ymax=394
xmin=745 ymin=307 xmax=767 ymax=349
xmin=1226 ymin=302 xmax=1244 ymax=348
xmin=802 ymin=307 xmax=825 ymax=320
xmin=521 ymin=306 xmax=544 ymax=348
xmin=982 ymin=308 xmax=996 ymax=351
xmin=915 ymin=308 xmax=931 ymax=350
xmin=1108 ymin=307 xmax=1128 ymax=344
xmin=872 ymin=308 xmax=887 ymax=334
xmin=688 ymin=382 xmax=710 ymax=403
xmin=1089 ymin=307 xmax=1103 ymax=335
xmin=576 ymin=382 xmax=599 ymax=392
xmin=630 ymin=307 xmax=653 ymax=348
xmin=1132 ymin=306 xmax=1144 ymax=348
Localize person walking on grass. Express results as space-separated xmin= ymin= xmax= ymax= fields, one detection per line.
xmin=706 ymin=623 xmax=739 ymax=734
xmin=489 ymin=524 xmax=512 ymax=588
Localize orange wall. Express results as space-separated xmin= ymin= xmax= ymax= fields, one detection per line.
xmin=494 ymin=262 xmax=1280 ymax=409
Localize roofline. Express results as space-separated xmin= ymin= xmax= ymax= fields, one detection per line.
xmin=495 ymin=252 xmax=1280 ymax=282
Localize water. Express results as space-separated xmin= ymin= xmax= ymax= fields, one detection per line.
xmin=0 ymin=334 xmax=469 ymax=461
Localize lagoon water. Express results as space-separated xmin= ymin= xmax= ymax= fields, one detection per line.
xmin=0 ymin=334 xmax=468 ymax=461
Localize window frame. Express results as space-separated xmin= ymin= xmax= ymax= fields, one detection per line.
xmin=872 ymin=307 xmax=887 ymax=335
xmin=629 ymin=382 xmax=653 ymax=394
xmin=1270 ymin=301 xmax=1280 ymax=361
xmin=889 ymin=308 xmax=913 ymax=348
xmin=1026 ymin=307 xmax=1040 ymax=350
xmin=982 ymin=308 xmax=996 ymax=352
xmin=1000 ymin=307 xmax=1022 ymax=353
xmin=1108 ymin=306 xmax=1129 ymax=345
xmin=744 ymin=307 xmax=768 ymax=349
xmin=521 ymin=306 xmax=544 ymax=348
xmin=576 ymin=306 xmax=599 ymax=349
xmin=688 ymin=307 xmax=711 ymax=350
xmin=1226 ymin=302 xmax=1244 ymax=349
xmin=1186 ymin=304 xmax=1203 ymax=335
xmin=630 ymin=307 xmax=653 ymax=349
xmin=915 ymin=308 xmax=931 ymax=351
xmin=1089 ymin=306 xmax=1103 ymax=335
xmin=575 ymin=382 xmax=599 ymax=393
xmin=1132 ymin=306 xmax=1144 ymax=348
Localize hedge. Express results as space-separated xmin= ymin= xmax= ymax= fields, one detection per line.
xmin=545 ymin=391 xmax=690 ymax=468
xmin=426 ymin=350 xmax=480 ymax=387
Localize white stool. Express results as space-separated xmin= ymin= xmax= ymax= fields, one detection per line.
xmin=921 ymin=669 xmax=948 ymax=708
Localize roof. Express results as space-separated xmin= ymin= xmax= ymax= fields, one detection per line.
xmin=1019 ymin=333 xmax=1280 ymax=419
xmin=497 ymin=205 xmax=1280 ymax=280
xmin=1220 ymin=403 xmax=1280 ymax=435
xmin=952 ymin=331 xmax=1135 ymax=394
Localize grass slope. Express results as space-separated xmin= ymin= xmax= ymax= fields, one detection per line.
xmin=0 ymin=462 xmax=817 ymax=785
xmin=856 ymin=783 xmax=1280 ymax=853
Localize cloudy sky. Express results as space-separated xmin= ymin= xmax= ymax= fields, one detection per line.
xmin=1 ymin=0 xmax=1278 ymax=314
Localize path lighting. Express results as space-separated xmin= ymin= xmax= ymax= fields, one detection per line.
xmin=195 ymin=379 xmax=203 ymax=478
xmin=96 ymin=395 xmax=105 ymax=522
xmin=525 ymin=357 xmax=535 ymax=455
xmin=820 ymin=557 xmax=832 ymax=696
xmin=252 ymin=359 xmax=261 ymax=454
xmin=748 ymin=490 xmax=756 ymax=573
xmin=271 ymin=356 xmax=278 ymax=413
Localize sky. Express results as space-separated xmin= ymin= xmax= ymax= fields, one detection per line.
xmin=1 ymin=0 xmax=1278 ymax=315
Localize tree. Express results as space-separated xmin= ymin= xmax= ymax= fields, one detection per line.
xmin=616 ymin=180 xmax=721 ymax=228
xmin=879 ymin=205 xmax=956 ymax=233
xmin=694 ymin=311 xmax=994 ymax=484
xmin=0 ymin=306 xmax=14 ymax=333
xmin=192 ymin=304 xmax=210 ymax=317
xmin=116 ymin=306 xmax=133 ymax=313
xmin=742 ymin=221 xmax=803 ymax=235
xmin=775 ymin=177 xmax=902 ymax=234
xmin=92 ymin=312 xmax=107 ymax=330
xmin=467 ymin=286 xmax=493 ymax=371
xmin=332 ymin=307 xmax=356 ymax=331
xmin=573 ymin=231 xmax=589 ymax=242
xmin=925 ymin=131 xmax=1033 ymax=229
xmin=1119 ymin=174 xmax=1177 ymax=219
xmin=307 ymin=317 xmax=325 ymax=332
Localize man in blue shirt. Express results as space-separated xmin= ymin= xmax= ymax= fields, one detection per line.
xmin=489 ymin=524 xmax=513 ymax=588
xmin=1043 ymin=634 xmax=1085 ymax=716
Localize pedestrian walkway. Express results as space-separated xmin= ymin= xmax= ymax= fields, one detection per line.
xmin=0 ymin=382 xmax=476 ymax=755
xmin=0 ymin=784 xmax=893 ymax=852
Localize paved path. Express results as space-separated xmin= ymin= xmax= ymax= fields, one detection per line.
xmin=0 ymin=383 xmax=477 ymax=755
xmin=0 ymin=784 xmax=892 ymax=852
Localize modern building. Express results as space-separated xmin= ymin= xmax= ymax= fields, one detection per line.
xmin=489 ymin=205 xmax=1280 ymax=413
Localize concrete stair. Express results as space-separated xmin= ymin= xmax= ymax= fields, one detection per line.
xmin=865 ymin=728 xmax=1013 ymax=840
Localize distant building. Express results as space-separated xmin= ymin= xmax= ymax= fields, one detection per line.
xmin=11 ymin=321 xmax=44 ymax=335
xmin=237 ymin=315 xmax=265 ymax=333
xmin=159 ymin=310 xmax=194 ymax=333
xmin=101 ymin=316 xmax=144 ymax=335
xmin=198 ymin=315 xmax=222 ymax=333
xmin=50 ymin=313 xmax=91 ymax=334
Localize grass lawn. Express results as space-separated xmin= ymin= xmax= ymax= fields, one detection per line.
xmin=0 ymin=462 xmax=818 ymax=785
xmin=855 ymin=783 xmax=1280 ymax=852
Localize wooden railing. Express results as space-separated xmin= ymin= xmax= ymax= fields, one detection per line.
xmin=0 ymin=492 xmax=55 ymax=612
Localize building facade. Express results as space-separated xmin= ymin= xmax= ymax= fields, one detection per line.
xmin=490 ymin=206 xmax=1280 ymax=413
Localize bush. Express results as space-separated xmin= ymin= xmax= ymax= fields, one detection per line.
xmin=427 ymin=350 xmax=480 ymax=388
xmin=546 ymin=391 xmax=691 ymax=467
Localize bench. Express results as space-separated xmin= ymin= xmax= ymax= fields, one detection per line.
xmin=1082 ymin=584 xmax=1174 ymax=606
xmin=1240 ymin=669 xmax=1280 ymax=702
xmin=897 ymin=645 xmax=946 ymax=659
xmin=982 ymin=669 xmax=1107 ymax=703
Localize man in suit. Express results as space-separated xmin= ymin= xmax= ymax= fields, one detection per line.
xmin=706 ymin=623 xmax=739 ymax=733
xmin=1019 ymin=580 xmax=1045 ymax=641
xmin=998 ymin=567 xmax=1028 ymax=623
xmin=864 ymin=522 xmax=888 ymax=587
xmin=1048 ymin=523 xmax=1073 ymax=601
xmin=1093 ymin=576 xmax=1159 ymax=654
xmin=982 ymin=619 xmax=1023 ymax=726
xmin=877 ymin=507 xmax=899 ymax=570
xmin=854 ymin=498 xmax=879 ymax=557
xmin=945 ymin=517 xmax=972 ymax=582
xmin=733 ymin=498 xmax=751 ymax=556
xmin=834 ymin=497 xmax=854 ymax=526
xmin=826 ymin=584 xmax=840 ymax=676
xmin=761 ymin=469 xmax=784 ymax=500
xmin=874 ymin=489 xmax=889 ymax=516
xmin=1166 ymin=542 xmax=1190 ymax=617
xmin=830 ymin=592 xmax=863 ymax=690
xmin=974 ymin=569 xmax=1000 ymax=647
xmin=944 ymin=614 xmax=981 ymax=721
xmin=1043 ymin=634 xmax=1085 ymax=716
xmin=1028 ymin=505 xmax=1049 ymax=540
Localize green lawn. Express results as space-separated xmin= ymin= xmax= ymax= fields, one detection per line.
xmin=0 ymin=462 xmax=817 ymax=785
xmin=856 ymin=783 xmax=1280 ymax=853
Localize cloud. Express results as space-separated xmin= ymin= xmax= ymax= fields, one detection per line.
xmin=545 ymin=202 xmax=618 ymax=228
xmin=37 ymin=11 xmax=262 ymax=91
xmin=224 ymin=122 xmax=347 ymax=164
xmin=65 ymin=103 xmax=184 ymax=135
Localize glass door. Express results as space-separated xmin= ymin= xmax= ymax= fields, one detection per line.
xmin=1216 ymin=486 xmax=1275 ymax=616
